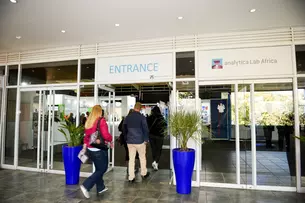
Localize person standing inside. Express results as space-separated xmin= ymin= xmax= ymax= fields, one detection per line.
xmin=124 ymin=102 xmax=150 ymax=182
xmin=80 ymin=105 xmax=112 ymax=199
xmin=147 ymin=106 xmax=166 ymax=171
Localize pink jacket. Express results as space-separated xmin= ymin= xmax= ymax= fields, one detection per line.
xmin=84 ymin=118 xmax=112 ymax=148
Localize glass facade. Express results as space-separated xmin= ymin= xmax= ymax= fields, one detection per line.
xmin=0 ymin=43 xmax=304 ymax=193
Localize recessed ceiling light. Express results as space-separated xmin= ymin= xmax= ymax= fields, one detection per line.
xmin=16 ymin=36 xmax=21 ymax=39
xmin=58 ymin=68 xmax=61 ymax=71
xmin=250 ymin=9 xmax=256 ymax=13
xmin=61 ymin=30 xmax=66 ymax=33
xmin=86 ymin=67 xmax=90 ymax=69
xmin=10 ymin=0 xmax=17 ymax=3
xmin=115 ymin=24 xmax=120 ymax=27
xmin=189 ymin=60 xmax=192 ymax=63
xmin=177 ymin=16 xmax=183 ymax=20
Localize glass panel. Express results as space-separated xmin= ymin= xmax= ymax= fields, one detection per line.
xmin=255 ymin=82 xmax=294 ymax=186
xmin=8 ymin=65 xmax=18 ymax=86
xmin=297 ymin=78 xmax=305 ymax=187
xmin=238 ymin=84 xmax=252 ymax=185
xmin=296 ymin=45 xmax=305 ymax=74
xmin=200 ymin=84 xmax=236 ymax=184
xmin=50 ymin=89 xmax=77 ymax=171
xmin=79 ymin=85 xmax=94 ymax=172
xmin=18 ymin=91 xmax=40 ymax=168
xmin=176 ymin=52 xmax=195 ymax=78
xmin=21 ymin=60 xmax=78 ymax=85
xmin=81 ymin=59 xmax=95 ymax=82
xmin=4 ymin=89 xmax=17 ymax=164
xmin=0 ymin=66 xmax=4 ymax=76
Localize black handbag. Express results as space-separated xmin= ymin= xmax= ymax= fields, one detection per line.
xmin=90 ymin=118 xmax=108 ymax=150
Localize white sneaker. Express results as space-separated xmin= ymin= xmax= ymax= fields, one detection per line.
xmin=80 ymin=185 xmax=90 ymax=199
xmin=98 ymin=187 xmax=108 ymax=194
xmin=152 ymin=161 xmax=158 ymax=171
xmin=155 ymin=163 xmax=159 ymax=171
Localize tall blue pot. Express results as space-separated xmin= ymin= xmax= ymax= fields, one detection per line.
xmin=62 ymin=145 xmax=82 ymax=185
xmin=173 ymin=148 xmax=195 ymax=194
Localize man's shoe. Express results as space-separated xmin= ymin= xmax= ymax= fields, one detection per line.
xmin=98 ymin=187 xmax=108 ymax=194
xmin=129 ymin=178 xmax=135 ymax=183
xmin=142 ymin=172 xmax=150 ymax=179
xmin=80 ymin=185 xmax=90 ymax=199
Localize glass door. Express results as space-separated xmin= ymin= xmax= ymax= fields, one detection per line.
xmin=98 ymin=85 xmax=115 ymax=170
xmin=17 ymin=86 xmax=78 ymax=173
xmin=253 ymin=81 xmax=295 ymax=187
xmin=237 ymin=84 xmax=252 ymax=186
xmin=17 ymin=89 xmax=47 ymax=170
xmin=46 ymin=87 xmax=78 ymax=172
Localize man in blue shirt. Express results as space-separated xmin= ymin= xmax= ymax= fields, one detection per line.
xmin=124 ymin=102 xmax=150 ymax=182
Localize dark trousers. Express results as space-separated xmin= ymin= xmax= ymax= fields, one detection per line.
xmin=83 ymin=149 xmax=108 ymax=192
xmin=150 ymin=137 xmax=163 ymax=163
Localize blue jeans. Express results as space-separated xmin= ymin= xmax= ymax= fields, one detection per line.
xmin=83 ymin=149 xmax=108 ymax=192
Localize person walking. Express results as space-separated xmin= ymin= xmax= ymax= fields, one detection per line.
xmin=118 ymin=109 xmax=140 ymax=175
xmin=147 ymin=106 xmax=166 ymax=171
xmin=80 ymin=105 xmax=113 ymax=199
xmin=124 ymin=102 xmax=150 ymax=182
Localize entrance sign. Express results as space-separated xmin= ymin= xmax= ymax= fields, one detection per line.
xmin=198 ymin=46 xmax=293 ymax=79
xmin=96 ymin=53 xmax=173 ymax=83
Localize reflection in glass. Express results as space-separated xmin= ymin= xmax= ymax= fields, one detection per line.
xmin=18 ymin=91 xmax=41 ymax=168
xmin=255 ymin=83 xmax=294 ymax=186
xmin=297 ymin=78 xmax=305 ymax=186
xmin=4 ymin=89 xmax=17 ymax=164
xmin=81 ymin=59 xmax=95 ymax=82
xmin=0 ymin=66 xmax=4 ymax=76
xmin=176 ymin=52 xmax=195 ymax=78
xmin=237 ymin=84 xmax=252 ymax=185
xmin=200 ymin=84 xmax=236 ymax=184
xmin=8 ymin=65 xmax=18 ymax=86
xmin=296 ymin=45 xmax=305 ymax=74
xmin=21 ymin=60 xmax=78 ymax=85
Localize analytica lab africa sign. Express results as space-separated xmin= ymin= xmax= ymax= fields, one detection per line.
xmin=198 ymin=46 xmax=293 ymax=80
xmin=96 ymin=53 xmax=173 ymax=83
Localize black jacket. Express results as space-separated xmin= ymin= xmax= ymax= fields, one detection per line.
xmin=147 ymin=106 xmax=166 ymax=137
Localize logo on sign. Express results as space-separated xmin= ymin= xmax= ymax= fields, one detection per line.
xmin=150 ymin=75 xmax=155 ymax=79
xmin=212 ymin=59 xmax=223 ymax=69
xmin=217 ymin=103 xmax=225 ymax=113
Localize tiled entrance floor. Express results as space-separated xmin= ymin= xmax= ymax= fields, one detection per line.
xmin=0 ymin=169 xmax=305 ymax=203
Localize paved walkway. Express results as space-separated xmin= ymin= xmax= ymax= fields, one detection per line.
xmin=0 ymin=169 xmax=304 ymax=203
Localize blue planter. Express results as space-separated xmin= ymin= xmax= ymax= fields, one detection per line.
xmin=173 ymin=148 xmax=195 ymax=194
xmin=62 ymin=145 xmax=82 ymax=185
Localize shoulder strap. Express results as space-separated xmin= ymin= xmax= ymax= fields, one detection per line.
xmin=96 ymin=117 xmax=102 ymax=133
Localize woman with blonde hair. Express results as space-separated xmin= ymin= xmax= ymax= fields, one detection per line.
xmin=80 ymin=105 xmax=112 ymax=199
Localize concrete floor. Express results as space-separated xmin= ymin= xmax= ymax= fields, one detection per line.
xmin=1 ymin=169 xmax=305 ymax=203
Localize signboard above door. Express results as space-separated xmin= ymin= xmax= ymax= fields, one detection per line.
xmin=96 ymin=53 xmax=173 ymax=83
xmin=198 ymin=46 xmax=293 ymax=80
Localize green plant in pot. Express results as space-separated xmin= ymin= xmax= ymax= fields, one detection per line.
xmin=296 ymin=113 xmax=305 ymax=142
xmin=169 ymin=110 xmax=209 ymax=194
xmin=276 ymin=111 xmax=294 ymax=151
xmin=257 ymin=112 xmax=276 ymax=149
xmin=58 ymin=120 xmax=85 ymax=185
